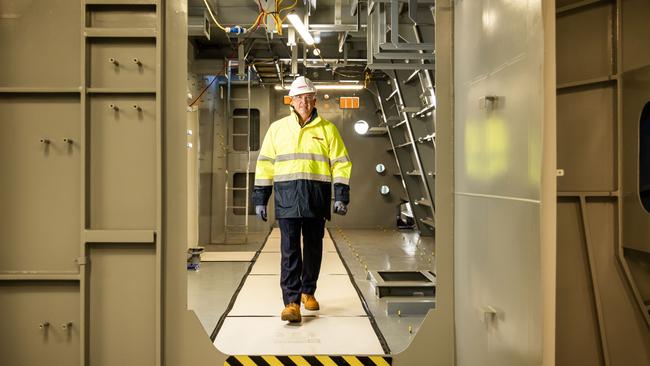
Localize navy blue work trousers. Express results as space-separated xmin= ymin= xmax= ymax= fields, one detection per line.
xmin=278 ymin=217 xmax=325 ymax=305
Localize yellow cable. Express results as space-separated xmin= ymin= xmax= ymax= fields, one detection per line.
xmin=202 ymin=0 xmax=226 ymax=31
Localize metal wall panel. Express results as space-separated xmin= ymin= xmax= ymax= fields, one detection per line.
xmin=87 ymin=5 xmax=157 ymax=28
xmin=556 ymin=4 xmax=613 ymax=84
xmin=0 ymin=282 xmax=80 ymax=366
xmin=0 ymin=95 xmax=81 ymax=272
xmin=89 ymin=95 xmax=157 ymax=229
xmin=89 ymin=39 xmax=157 ymax=90
xmin=556 ymin=199 xmax=604 ymax=366
xmin=454 ymin=0 xmax=547 ymax=365
xmin=0 ymin=0 xmax=81 ymax=88
xmin=556 ymin=0 xmax=650 ymax=363
xmin=89 ymin=244 xmax=156 ymax=366
xmin=621 ymin=0 xmax=650 ymax=72
xmin=622 ymin=65 xmax=650 ymax=253
xmin=455 ymin=196 xmax=541 ymax=366
xmin=557 ymin=84 xmax=617 ymax=192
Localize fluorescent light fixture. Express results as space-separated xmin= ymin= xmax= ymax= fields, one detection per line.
xmin=287 ymin=13 xmax=315 ymax=45
xmin=354 ymin=120 xmax=370 ymax=135
xmin=274 ymin=84 xmax=364 ymax=91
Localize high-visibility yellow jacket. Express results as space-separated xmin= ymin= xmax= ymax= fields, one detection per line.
xmin=252 ymin=107 xmax=352 ymax=219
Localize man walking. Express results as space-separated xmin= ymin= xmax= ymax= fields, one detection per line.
xmin=253 ymin=76 xmax=352 ymax=323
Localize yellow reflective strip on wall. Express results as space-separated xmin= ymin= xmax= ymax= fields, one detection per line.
xmin=261 ymin=355 xmax=285 ymax=366
xmin=288 ymin=355 xmax=311 ymax=366
xmin=369 ymin=356 xmax=391 ymax=366
xmin=342 ymin=356 xmax=365 ymax=366
xmin=315 ymin=356 xmax=338 ymax=366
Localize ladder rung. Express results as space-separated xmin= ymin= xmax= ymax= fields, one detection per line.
xmin=400 ymin=106 xmax=421 ymax=113
xmin=227 ymin=187 xmax=248 ymax=191
xmin=420 ymin=218 xmax=435 ymax=227
xmin=414 ymin=104 xmax=435 ymax=117
xmin=394 ymin=141 xmax=414 ymax=149
xmin=392 ymin=120 xmax=408 ymax=128
xmin=386 ymin=89 xmax=399 ymax=101
xmin=417 ymin=133 xmax=435 ymax=143
xmin=415 ymin=198 xmax=433 ymax=207
xmin=232 ymin=133 xmax=249 ymax=136
xmin=230 ymin=98 xmax=248 ymax=101
xmin=405 ymin=70 xmax=421 ymax=84
xmin=386 ymin=116 xmax=401 ymax=122
xmin=406 ymin=170 xmax=421 ymax=176
xmin=232 ymin=115 xmax=249 ymax=119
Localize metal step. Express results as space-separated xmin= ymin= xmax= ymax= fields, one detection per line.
xmin=404 ymin=70 xmax=421 ymax=84
xmin=414 ymin=198 xmax=433 ymax=207
xmin=420 ymin=218 xmax=435 ymax=228
xmin=413 ymin=104 xmax=435 ymax=118
xmin=400 ymin=106 xmax=421 ymax=113
xmin=385 ymin=89 xmax=399 ymax=101
xmin=416 ymin=133 xmax=435 ymax=143
xmin=392 ymin=119 xmax=408 ymax=128
xmin=394 ymin=141 xmax=413 ymax=149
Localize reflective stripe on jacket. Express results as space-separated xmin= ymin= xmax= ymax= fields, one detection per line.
xmin=252 ymin=108 xmax=351 ymax=219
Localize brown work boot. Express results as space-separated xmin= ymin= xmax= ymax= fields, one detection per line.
xmin=281 ymin=303 xmax=301 ymax=322
xmin=301 ymin=293 xmax=320 ymax=311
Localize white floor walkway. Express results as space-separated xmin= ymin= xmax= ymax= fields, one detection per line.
xmin=214 ymin=228 xmax=386 ymax=355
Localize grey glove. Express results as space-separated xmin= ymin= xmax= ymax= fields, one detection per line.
xmin=255 ymin=205 xmax=267 ymax=221
xmin=333 ymin=201 xmax=348 ymax=216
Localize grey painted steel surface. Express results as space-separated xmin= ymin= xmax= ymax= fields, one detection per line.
xmin=556 ymin=0 xmax=650 ymax=365
xmin=454 ymin=1 xmax=555 ymax=366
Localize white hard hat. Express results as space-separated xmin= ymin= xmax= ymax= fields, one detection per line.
xmin=288 ymin=76 xmax=316 ymax=97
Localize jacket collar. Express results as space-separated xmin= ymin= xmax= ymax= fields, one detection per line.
xmin=289 ymin=106 xmax=320 ymax=128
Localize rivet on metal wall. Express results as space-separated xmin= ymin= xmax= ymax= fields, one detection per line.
xmin=109 ymin=57 xmax=119 ymax=66
xmin=63 ymin=138 xmax=73 ymax=144
xmin=133 ymin=105 xmax=142 ymax=111
xmin=38 ymin=322 xmax=50 ymax=330
xmin=39 ymin=138 xmax=50 ymax=144
xmin=109 ymin=104 xmax=119 ymax=111
xmin=61 ymin=322 xmax=73 ymax=330
xmin=133 ymin=58 xmax=142 ymax=66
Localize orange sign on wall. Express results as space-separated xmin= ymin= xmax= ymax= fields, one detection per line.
xmin=339 ymin=97 xmax=360 ymax=109
xmin=283 ymin=95 xmax=292 ymax=105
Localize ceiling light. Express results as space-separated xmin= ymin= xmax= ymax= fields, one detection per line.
xmin=274 ymin=84 xmax=364 ymax=91
xmin=287 ymin=13 xmax=315 ymax=45
xmin=354 ymin=120 xmax=370 ymax=135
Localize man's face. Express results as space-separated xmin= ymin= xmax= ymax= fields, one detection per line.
xmin=291 ymin=93 xmax=317 ymax=117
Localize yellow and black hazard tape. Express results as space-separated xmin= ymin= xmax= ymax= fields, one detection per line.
xmin=225 ymin=355 xmax=392 ymax=366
